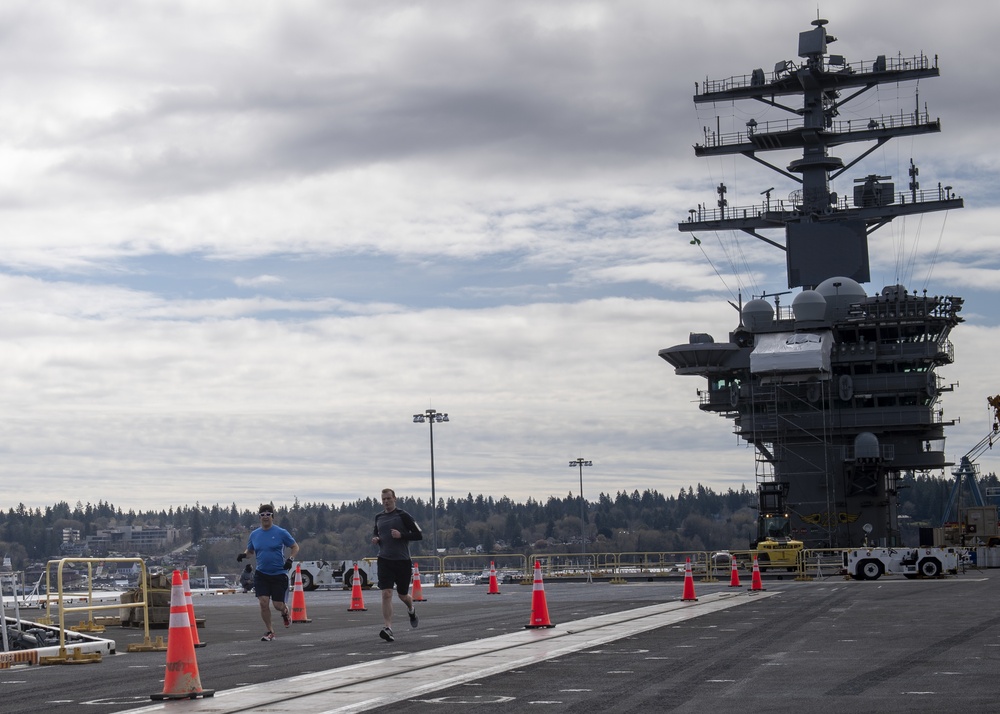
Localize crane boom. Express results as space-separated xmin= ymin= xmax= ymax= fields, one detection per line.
xmin=939 ymin=395 xmax=1000 ymax=526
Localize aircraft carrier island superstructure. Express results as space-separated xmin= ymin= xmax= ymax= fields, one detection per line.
xmin=659 ymin=19 xmax=964 ymax=548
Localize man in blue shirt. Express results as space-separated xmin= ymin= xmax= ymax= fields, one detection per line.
xmin=371 ymin=488 xmax=423 ymax=642
xmin=238 ymin=503 xmax=299 ymax=641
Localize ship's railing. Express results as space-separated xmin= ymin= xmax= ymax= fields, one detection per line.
xmin=683 ymin=184 xmax=959 ymax=225
xmin=833 ymin=339 xmax=954 ymax=359
xmin=699 ymin=52 xmax=935 ymax=96
xmin=697 ymin=108 xmax=936 ymax=150
xmin=738 ymin=406 xmax=948 ymax=434
xmin=775 ymin=304 xmax=794 ymax=322
xmin=841 ymin=443 xmax=896 ymax=461
xmin=683 ymin=198 xmax=816 ymax=224
xmin=853 ymin=296 xmax=963 ymax=321
xmin=877 ymin=339 xmax=954 ymax=362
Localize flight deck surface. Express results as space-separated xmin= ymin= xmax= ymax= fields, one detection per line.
xmin=2 ymin=572 xmax=997 ymax=713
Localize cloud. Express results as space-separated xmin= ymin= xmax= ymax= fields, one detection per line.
xmin=0 ymin=293 xmax=744 ymax=508
xmin=234 ymin=274 xmax=284 ymax=288
xmin=0 ymin=1 xmax=996 ymax=510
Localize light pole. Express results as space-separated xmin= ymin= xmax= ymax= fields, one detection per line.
xmin=413 ymin=409 xmax=448 ymax=564
xmin=568 ymin=458 xmax=592 ymax=572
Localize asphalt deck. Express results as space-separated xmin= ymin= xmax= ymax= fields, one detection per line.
xmin=2 ymin=569 xmax=999 ymax=714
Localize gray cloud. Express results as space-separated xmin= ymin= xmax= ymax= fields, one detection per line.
xmin=0 ymin=1 xmax=996 ymax=510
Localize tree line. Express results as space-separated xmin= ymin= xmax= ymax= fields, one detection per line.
xmin=0 ymin=471 xmax=992 ymax=575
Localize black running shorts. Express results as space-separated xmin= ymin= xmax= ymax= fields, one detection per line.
xmin=377 ymin=557 xmax=413 ymax=595
xmin=253 ymin=571 xmax=289 ymax=601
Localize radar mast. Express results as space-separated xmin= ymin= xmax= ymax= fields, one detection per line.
xmin=660 ymin=19 xmax=963 ymax=548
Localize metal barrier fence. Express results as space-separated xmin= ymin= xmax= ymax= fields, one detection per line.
xmin=438 ymin=554 xmax=530 ymax=584
xmin=801 ymin=549 xmax=851 ymax=580
xmin=0 ymin=571 xmax=27 ymax=653
xmin=415 ymin=546 xmax=987 ymax=586
xmin=430 ymin=551 xmax=734 ymax=584
xmin=420 ymin=548 xmax=868 ymax=585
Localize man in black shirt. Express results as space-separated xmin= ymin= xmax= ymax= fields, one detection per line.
xmin=371 ymin=488 xmax=423 ymax=642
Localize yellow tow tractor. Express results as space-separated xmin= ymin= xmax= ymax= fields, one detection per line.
xmin=753 ymin=533 xmax=804 ymax=571
xmin=743 ymin=487 xmax=805 ymax=572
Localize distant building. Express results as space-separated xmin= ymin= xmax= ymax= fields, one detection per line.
xmin=59 ymin=540 xmax=89 ymax=557
xmin=85 ymin=525 xmax=180 ymax=554
xmin=62 ymin=528 xmax=81 ymax=543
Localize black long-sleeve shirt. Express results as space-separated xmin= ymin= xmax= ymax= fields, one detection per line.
xmin=373 ymin=508 xmax=423 ymax=560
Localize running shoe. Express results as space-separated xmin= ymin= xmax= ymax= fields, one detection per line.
xmin=282 ymin=608 xmax=291 ymax=628
xmin=408 ymin=609 xmax=418 ymax=628
xmin=379 ymin=626 xmax=394 ymax=642
xmin=261 ymin=631 xmax=275 ymax=641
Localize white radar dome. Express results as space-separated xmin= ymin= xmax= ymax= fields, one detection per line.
xmin=854 ymin=432 xmax=880 ymax=460
xmin=815 ymin=277 xmax=867 ymax=320
xmin=792 ymin=290 xmax=827 ymax=322
xmin=742 ymin=299 xmax=774 ymax=331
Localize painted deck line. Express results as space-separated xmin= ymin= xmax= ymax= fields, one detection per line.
xmin=119 ymin=589 xmax=776 ymax=714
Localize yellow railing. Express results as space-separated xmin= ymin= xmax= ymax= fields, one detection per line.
xmin=415 ymin=547 xmax=948 ymax=584
xmin=41 ymin=557 xmax=158 ymax=658
xmin=437 ymin=554 xmax=530 ymax=584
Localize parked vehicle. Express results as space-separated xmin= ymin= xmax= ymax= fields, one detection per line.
xmin=293 ymin=560 xmax=375 ymax=590
xmin=842 ymin=547 xmax=960 ymax=581
xmin=753 ymin=538 xmax=804 ymax=572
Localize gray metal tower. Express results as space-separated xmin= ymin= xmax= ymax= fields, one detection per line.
xmin=659 ymin=19 xmax=964 ymax=547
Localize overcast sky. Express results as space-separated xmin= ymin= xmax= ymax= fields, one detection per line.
xmin=1 ymin=1 xmax=997 ymax=513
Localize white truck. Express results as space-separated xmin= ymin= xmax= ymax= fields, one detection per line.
xmin=293 ymin=560 xmax=376 ymax=590
xmin=842 ymin=546 xmax=961 ymax=581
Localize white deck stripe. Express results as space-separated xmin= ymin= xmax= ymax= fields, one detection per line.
xmin=119 ymin=590 xmax=775 ymax=714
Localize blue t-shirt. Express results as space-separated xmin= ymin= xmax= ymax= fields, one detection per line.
xmin=247 ymin=525 xmax=296 ymax=575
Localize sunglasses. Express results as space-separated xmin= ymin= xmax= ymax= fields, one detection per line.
xmin=259 ymin=512 xmax=273 ymax=517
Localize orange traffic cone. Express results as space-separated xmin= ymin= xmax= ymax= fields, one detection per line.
xmin=749 ymin=555 xmax=765 ymax=592
xmin=681 ymin=557 xmax=698 ymax=601
xmin=290 ymin=564 xmax=312 ymax=623
xmin=150 ymin=570 xmax=214 ymax=701
xmin=181 ymin=571 xmax=206 ymax=648
xmin=525 ymin=560 xmax=554 ymax=628
xmin=728 ymin=558 xmax=742 ymax=588
xmin=348 ymin=563 xmax=367 ymax=611
xmin=411 ymin=562 xmax=426 ymax=602
xmin=487 ymin=561 xmax=501 ymax=595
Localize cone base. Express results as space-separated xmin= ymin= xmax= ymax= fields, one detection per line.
xmin=293 ymin=618 xmax=313 ymax=623
xmin=348 ymin=607 xmax=367 ymax=612
xmin=151 ymin=689 xmax=215 ymax=701
xmin=193 ymin=642 xmax=207 ymax=648
xmin=525 ymin=624 xmax=555 ymax=629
